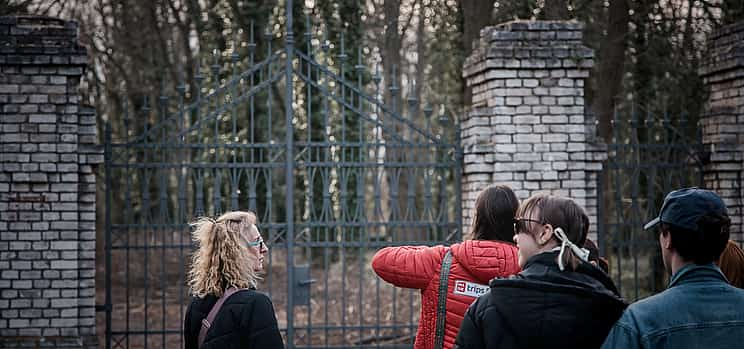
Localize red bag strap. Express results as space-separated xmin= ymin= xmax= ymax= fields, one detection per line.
xmin=198 ymin=287 xmax=242 ymax=348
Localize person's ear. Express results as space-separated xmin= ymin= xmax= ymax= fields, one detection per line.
xmin=538 ymin=223 xmax=554 ymax=245
xmin=660 ymin=229 xmax=672 ymax=249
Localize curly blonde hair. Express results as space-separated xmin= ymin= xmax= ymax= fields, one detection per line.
xmin=188 ymin=211 xmax=261 ymax=297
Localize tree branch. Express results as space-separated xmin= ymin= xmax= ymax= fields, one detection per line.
xmin=399 ymin=0 xmax=418 ymax=37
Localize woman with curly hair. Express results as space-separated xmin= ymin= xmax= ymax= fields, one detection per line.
xmin=184 ymin=210 xmax=284 ymax=349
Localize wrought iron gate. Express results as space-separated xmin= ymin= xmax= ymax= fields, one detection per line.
xmin=597 ymin=107 xmax=705 ymax=301
xmin=102 ymin=2 xmax=462 ymax=349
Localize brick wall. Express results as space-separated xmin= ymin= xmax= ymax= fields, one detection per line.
xmin=0 ymin=16 xmax=99 ymax=348
xmin=461 ymin=21 xmax=606 ymax=241
xmin=699 ymin=21 xmax=744 ymax=242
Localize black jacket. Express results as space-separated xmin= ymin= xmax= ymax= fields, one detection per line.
xmin=454 ymin=251 xmax=626 ymax=349
xmin=184 ymin=289 xmax=284 ymax=349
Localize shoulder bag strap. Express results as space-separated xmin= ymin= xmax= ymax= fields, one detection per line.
xmin=198 ymin=287 xmax=241 ymax=348
xmin=434 ymin=249 xmax=453 ymax=349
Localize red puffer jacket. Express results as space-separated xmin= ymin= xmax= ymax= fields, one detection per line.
xmin=372 ymin=240 xmax=519 ymax=349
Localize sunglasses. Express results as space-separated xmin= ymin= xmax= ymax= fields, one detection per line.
xmin=246 ymin=237 xmax=266 ymax=250
xmin=513 ymin=217 xmax=544 ymax=234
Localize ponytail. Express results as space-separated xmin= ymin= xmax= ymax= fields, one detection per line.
xmin=560 ymin=246 xmax=582 ymax=271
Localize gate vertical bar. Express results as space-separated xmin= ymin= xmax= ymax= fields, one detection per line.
xmin=104 ymin=122 xmax=113 ymax=349
xmin=284 ymin=0 xmax=296 ymax=347
xmin=597 ymin=170 xmax=605 ymax=256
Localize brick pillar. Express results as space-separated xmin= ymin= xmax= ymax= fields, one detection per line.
xmin=461 ymin=21 xmax=606 ymax=240
xmin=0 ymin=16 xmax=100 ymax=348
xmin=699 ymin=21 xmax=744 ymax=242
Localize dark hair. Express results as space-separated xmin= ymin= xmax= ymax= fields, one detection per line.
xmin=583 ymin=239 xmax=609 ymax=273
xmin=516 ymin=194 xmax=589 ymax=271
xmin=469 ymin=185 xmax=519 ymax=242
xmin=661 ymin=212 xmax=730 ymax=265
xmin=719 ymin=240 xmax=744 ymax=289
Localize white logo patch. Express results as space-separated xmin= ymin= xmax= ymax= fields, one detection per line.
xmin=453 ymin=280 xmax=489 ymax=298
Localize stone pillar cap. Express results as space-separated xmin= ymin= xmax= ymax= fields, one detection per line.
xmin=699 ymin=21 xmax=744 ymax=78
xmin=1 ymin=15 xmax=86 ymax=58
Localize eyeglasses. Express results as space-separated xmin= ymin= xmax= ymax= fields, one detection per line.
xmin=246 ymin=237 xmax=266 ymax=250
xmin=514 ymin=217 xmax=544 ymax=234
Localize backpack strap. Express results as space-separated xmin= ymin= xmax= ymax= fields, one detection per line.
xmin=198 ymin=287 xmax=242 ymax=348
xmin=434 ymin=250 xmax=453 ymax=349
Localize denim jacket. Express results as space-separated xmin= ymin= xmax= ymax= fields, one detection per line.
xmin=601 ymin=263 xmax=744 ymax=349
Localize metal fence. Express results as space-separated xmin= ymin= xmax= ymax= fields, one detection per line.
xmin=102 ymin=3 xmax=461 ymax=349
xmin=597 ymin=106 xmax=706 ymax=301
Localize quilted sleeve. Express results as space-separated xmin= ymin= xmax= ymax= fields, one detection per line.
xmin=371 ymin=245 xmax=446 ymax=289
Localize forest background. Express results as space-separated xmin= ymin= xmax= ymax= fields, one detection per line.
xmin=4 ymin=0 xmax=743 ymax=144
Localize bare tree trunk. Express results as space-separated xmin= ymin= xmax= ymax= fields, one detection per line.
xmin=380 ymin=0 xmax=403 ymax=240
xmin=460 ymin=0 xmax=494 ymax=107
xmin=593 ymin=0 xmax=630 ymax=278
xmin=412 ymin=0 xmax=427 ymax=231
xmin=542 ymin=0 xmax=570 ymax=20
xmin=591 ymin=0 xmax=629 ymax=141
xmin=722 ymin=0 xmax=744 ymax=24
xmin=382 ymin=0 xmax=402 ymax=113
xmin=414 ymin=1 xmax=426 ymax=121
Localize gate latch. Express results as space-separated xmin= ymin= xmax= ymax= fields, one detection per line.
xmin=293 ymin=265 xmax=316 ymax=306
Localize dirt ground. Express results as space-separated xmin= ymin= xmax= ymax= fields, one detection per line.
xmin=96 ymin=247 xmax=420 ymax=348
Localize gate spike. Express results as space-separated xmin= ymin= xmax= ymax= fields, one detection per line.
xmin=438 ymin=113 xmax=450 ymax=126
xmin=321 ymin=29 xmax=329 ymax=52
xmin=407 ymin=79 xmax=418 ymax=110
xmin=231 ymin=30 xmax=240 ymax=63
xmin=423 ymin=104 xmax=433 ymax=119
xmin=645 ymin=108 xmax=653 ymax=128
xmin=663 ymin=104 xmax=670 ymax=127
xmin=194 ymin=58 xmax=204 ymax=92
xmin=211 ymin=49 xmax=221 ymax=77
xmin=122 ymin=97 xmax=130 ymax=139
xmin=611 ymin=103 xmax=620 ymax=143
xmin=159 ymin=93 xmax=168 ymax=141
xmin=142 ymin=95 xmax=150 ymax=134
xmin=305 ymin=16 xmax=312 ymax=55
xmin=389 ymin=64 xmax=399 ymax=93
xmin=372 ymin=63 xmax=381 ymax=85
xmin=142 ymin=95 xmax=150 ymax=115
xmin=355 ymin=47 xmax=364 ymax=73
xmin=159 ymin=94 xmax=168 ymax=109
xmin=176 ymin=67 xmax=186 ymax=96
xmin=247 ymin=22 xmax=256 ymax=53
xmin=423 ymin=102 xmax=432 ymax=135
xmin=438 ymin=105 xmax=451 ymax=142
xmin=438 ymin=103 xmax=449 ymax=125
xmin=338 ymin=32 xmax=348 ymax=62
xmin=660 ymin=97 xmax=669 ymax=127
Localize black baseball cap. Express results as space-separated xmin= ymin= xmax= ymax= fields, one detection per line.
xmin=643 ymin=187 xmax=728 ymax=233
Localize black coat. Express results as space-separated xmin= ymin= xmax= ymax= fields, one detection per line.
xmin=454 ymin=251 xmax=627 ymax=349
xmin=184 ymin=289 xmax=284 ymax=349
